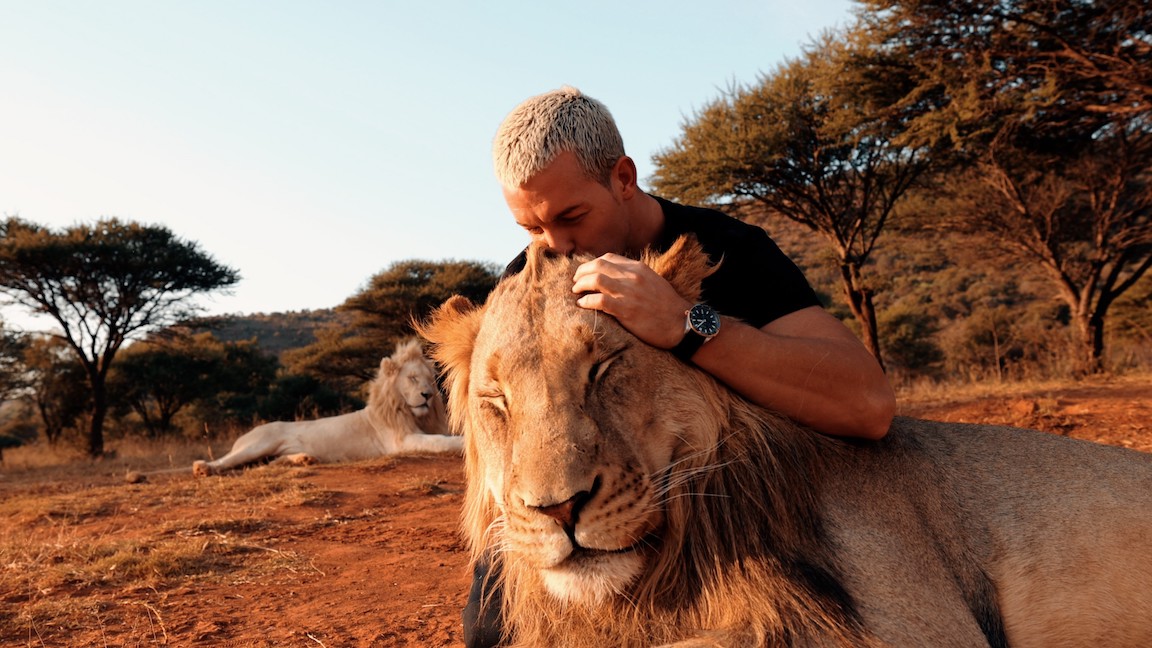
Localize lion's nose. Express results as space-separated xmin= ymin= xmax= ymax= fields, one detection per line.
xmin=531 ymin=488 xmax=593 ymax=531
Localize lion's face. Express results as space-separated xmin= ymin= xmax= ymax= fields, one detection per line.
xmin=396 ymin=355 xmax=439 ymax=416
xmin=425 ymin=240 xmax=721 ymax=606
xmin=373 ymin=340 xmax=444 ymax=419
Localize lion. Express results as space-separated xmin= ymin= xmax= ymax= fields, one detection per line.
xmin=418 ymin=237 xmax=1152 ymax=648
xmin=192 ymin=338 xmax=461 ymax=476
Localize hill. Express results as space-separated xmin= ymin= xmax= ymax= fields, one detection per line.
xmin=195 ymin=309 xmax=348 ymax=359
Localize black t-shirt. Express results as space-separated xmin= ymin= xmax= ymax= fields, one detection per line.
xmin=502 ymin=195 xmax=820 ymax=328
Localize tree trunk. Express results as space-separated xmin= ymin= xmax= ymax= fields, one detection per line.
xmin=1082 ymin=312 xmax=1107 ymax=375
xmin=87 ymin=375 xmax=107 ymax=458
xmin=838 ymin=262 xmax=886 ymax=372
xmin=36 ymin=399 xmax=63 ymax=444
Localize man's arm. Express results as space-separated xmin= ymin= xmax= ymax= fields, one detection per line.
xmin=573 ymin=254 xmax=895 ymax=440
xmin=693 ymin=307 xmax=895 ymax=440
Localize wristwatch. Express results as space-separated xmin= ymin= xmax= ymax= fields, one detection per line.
xmin=671 ymin=303 xmax=721 ymax=361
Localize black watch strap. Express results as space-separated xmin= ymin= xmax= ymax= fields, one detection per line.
xmin=671 ymin=330 xmax=708 ymax=361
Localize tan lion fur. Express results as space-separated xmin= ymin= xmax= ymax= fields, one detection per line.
xmin=192 ymin=338 xmax=459 ymax=476
xmin=419 ymin=238 xmax=1152 ymax=648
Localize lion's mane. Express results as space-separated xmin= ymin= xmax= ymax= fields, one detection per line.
xmin=365 ymin=338 xmax=450 ymax=438
xmin=422 ymin=239 xmax=877 ymax=647
xmin=422 ymin=238 xmax=1152 ymax=648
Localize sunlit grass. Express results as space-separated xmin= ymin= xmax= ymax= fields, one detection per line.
xmin=0 ymin=456 xmax=329 ymax=647
xmin=1 ymin=434 xmax=221 ymax=487
xmin=894 ymin=368 xmax=1152 ymax=409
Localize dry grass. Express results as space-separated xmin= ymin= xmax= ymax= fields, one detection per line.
xmin=894 ymin=369 xmax=1152 ymax=410
xmin=1 ymin=435 xmax=219 ymax=487
xmin=0 ymin=452 xmax=327 ymax=647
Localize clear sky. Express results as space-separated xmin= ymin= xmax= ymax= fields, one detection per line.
xmin=1 ymin=0 xmax=855 ymax=330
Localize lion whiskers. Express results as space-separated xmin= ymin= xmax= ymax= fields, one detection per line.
xmin=480 ymin=513 xmax=510 ymax=553
xmin=651 ymin=448 xmax=730 ymax=504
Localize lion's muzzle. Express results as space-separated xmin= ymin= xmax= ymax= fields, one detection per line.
xmin=529 ymin=478 xmax=596 ymax=537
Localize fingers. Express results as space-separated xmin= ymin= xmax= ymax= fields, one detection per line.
xmin=575 ymin=291 xmax=605 ymax=310
xmin=572 ymin=254 xmax=650 ymax=314
xmin=572 ymin=253 xmax=635 ymax=294
xmin=570 ymin=254 xmax=690 ymax=349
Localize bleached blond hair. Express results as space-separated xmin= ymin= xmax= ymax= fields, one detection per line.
xmin=493 ymin=86 xmax=626 ymax=188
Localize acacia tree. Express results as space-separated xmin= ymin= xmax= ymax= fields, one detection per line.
xmin=859 ymin=0 xmax=1152 ymax=134
xmin=860 ymin=0 xmax=1152 ymax=373
xmin=285 ymin=259 xmax=499 ymax=394
xmin=651 ymin=32 xmax=932 ymax=365
xmin=0 ymin=218 xmax=239 ymax=456
xmin=940 ymin=123 xmax=1152 ymax=372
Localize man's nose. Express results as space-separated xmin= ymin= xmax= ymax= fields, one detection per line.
xmin=543 ymin=231 xmax=575 ymax=255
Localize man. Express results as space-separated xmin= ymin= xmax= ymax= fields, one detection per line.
xmin=464 ymin=86 xmax=895 ymax=647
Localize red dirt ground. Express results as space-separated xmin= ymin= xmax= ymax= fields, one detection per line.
xmin=158 ymin=457 xmax=473 ymax=647
xmin=6 ymin=375 xmax=1150 ymax=647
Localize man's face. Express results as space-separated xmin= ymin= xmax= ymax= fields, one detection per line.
xmin=503 ymin=151 xmax=630 ymax=257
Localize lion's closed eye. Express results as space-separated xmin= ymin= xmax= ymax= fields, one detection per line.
xmin=587 ymin=348 xmax=627 ymax=396
xmin=478 ymin=386 xmax=508 ymax=416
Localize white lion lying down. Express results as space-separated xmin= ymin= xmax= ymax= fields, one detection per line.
xmin=193 ymin=339 xmax=461 ymax=476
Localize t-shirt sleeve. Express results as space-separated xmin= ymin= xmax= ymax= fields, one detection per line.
xmin=699 ymin=226 xmax=821 ymax=328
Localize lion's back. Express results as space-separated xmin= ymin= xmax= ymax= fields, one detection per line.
xmin=863 ymin=416 xmax=1152 ymax=557
xmin=888 ymin=416 xmax=1152 ymax=509
xmin=824 ymin=416 xmax=1152 ymax=648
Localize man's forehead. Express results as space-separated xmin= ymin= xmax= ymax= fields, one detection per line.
xmin=508 ymin=191 xmax=585 ymax=225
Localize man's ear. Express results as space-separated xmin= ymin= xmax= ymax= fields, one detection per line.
xmin=611 ymin=155 xmax=640 ymax=200
xmin=644 ymin=234 xmax=717 ymax=303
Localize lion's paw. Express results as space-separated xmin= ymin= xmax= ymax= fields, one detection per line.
xmin=191 ymin=460 xmax=212 ymax=477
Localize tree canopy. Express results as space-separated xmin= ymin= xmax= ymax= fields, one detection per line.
xmin=110 ymin=332 xmax=276 ymax=438
xmin=859 ymin=0 xmax=1152 ymax=372
xmin=860 ymin=0 xmax=1152 ymax=144
xmin=0 ymin=217 xmax=239 ymax=456
xmin=0 ymin=322 xmax=26 ymax=402
xmin=20 ymin=335 xmax=89 ymax=445
xmin=284 ymin=259 xmax=500 ymax=393
xmin=651 ymin=32 xmax=933 ymax=365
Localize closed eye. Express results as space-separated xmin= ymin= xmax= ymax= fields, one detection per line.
xmin=477 ymin=388 xmax=507 ymax=415
xmin=588 ymin=347 xmax=627 ymax=385
xmin=557 ymin=210 xmax=587 ymax=225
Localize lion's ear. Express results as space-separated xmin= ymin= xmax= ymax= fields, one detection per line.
xmin=439 ymin=295 xmax=477 ymax=318
xmin=378 ymin=355 xmax=399 ymax=377
xmin=416 ymin=295 xmax=485 ymax=379
xmin=644 ymin=234 xmax=717 ymax=303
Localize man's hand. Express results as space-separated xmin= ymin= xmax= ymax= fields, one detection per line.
xmin=571 ymin=253 xmax=691 ymax=350
xmin=571 ymin=254 xmax=895 ymax=440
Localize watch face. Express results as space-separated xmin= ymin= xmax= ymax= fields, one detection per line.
xmin=688 ymin=303 xmax=721 ymax=337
